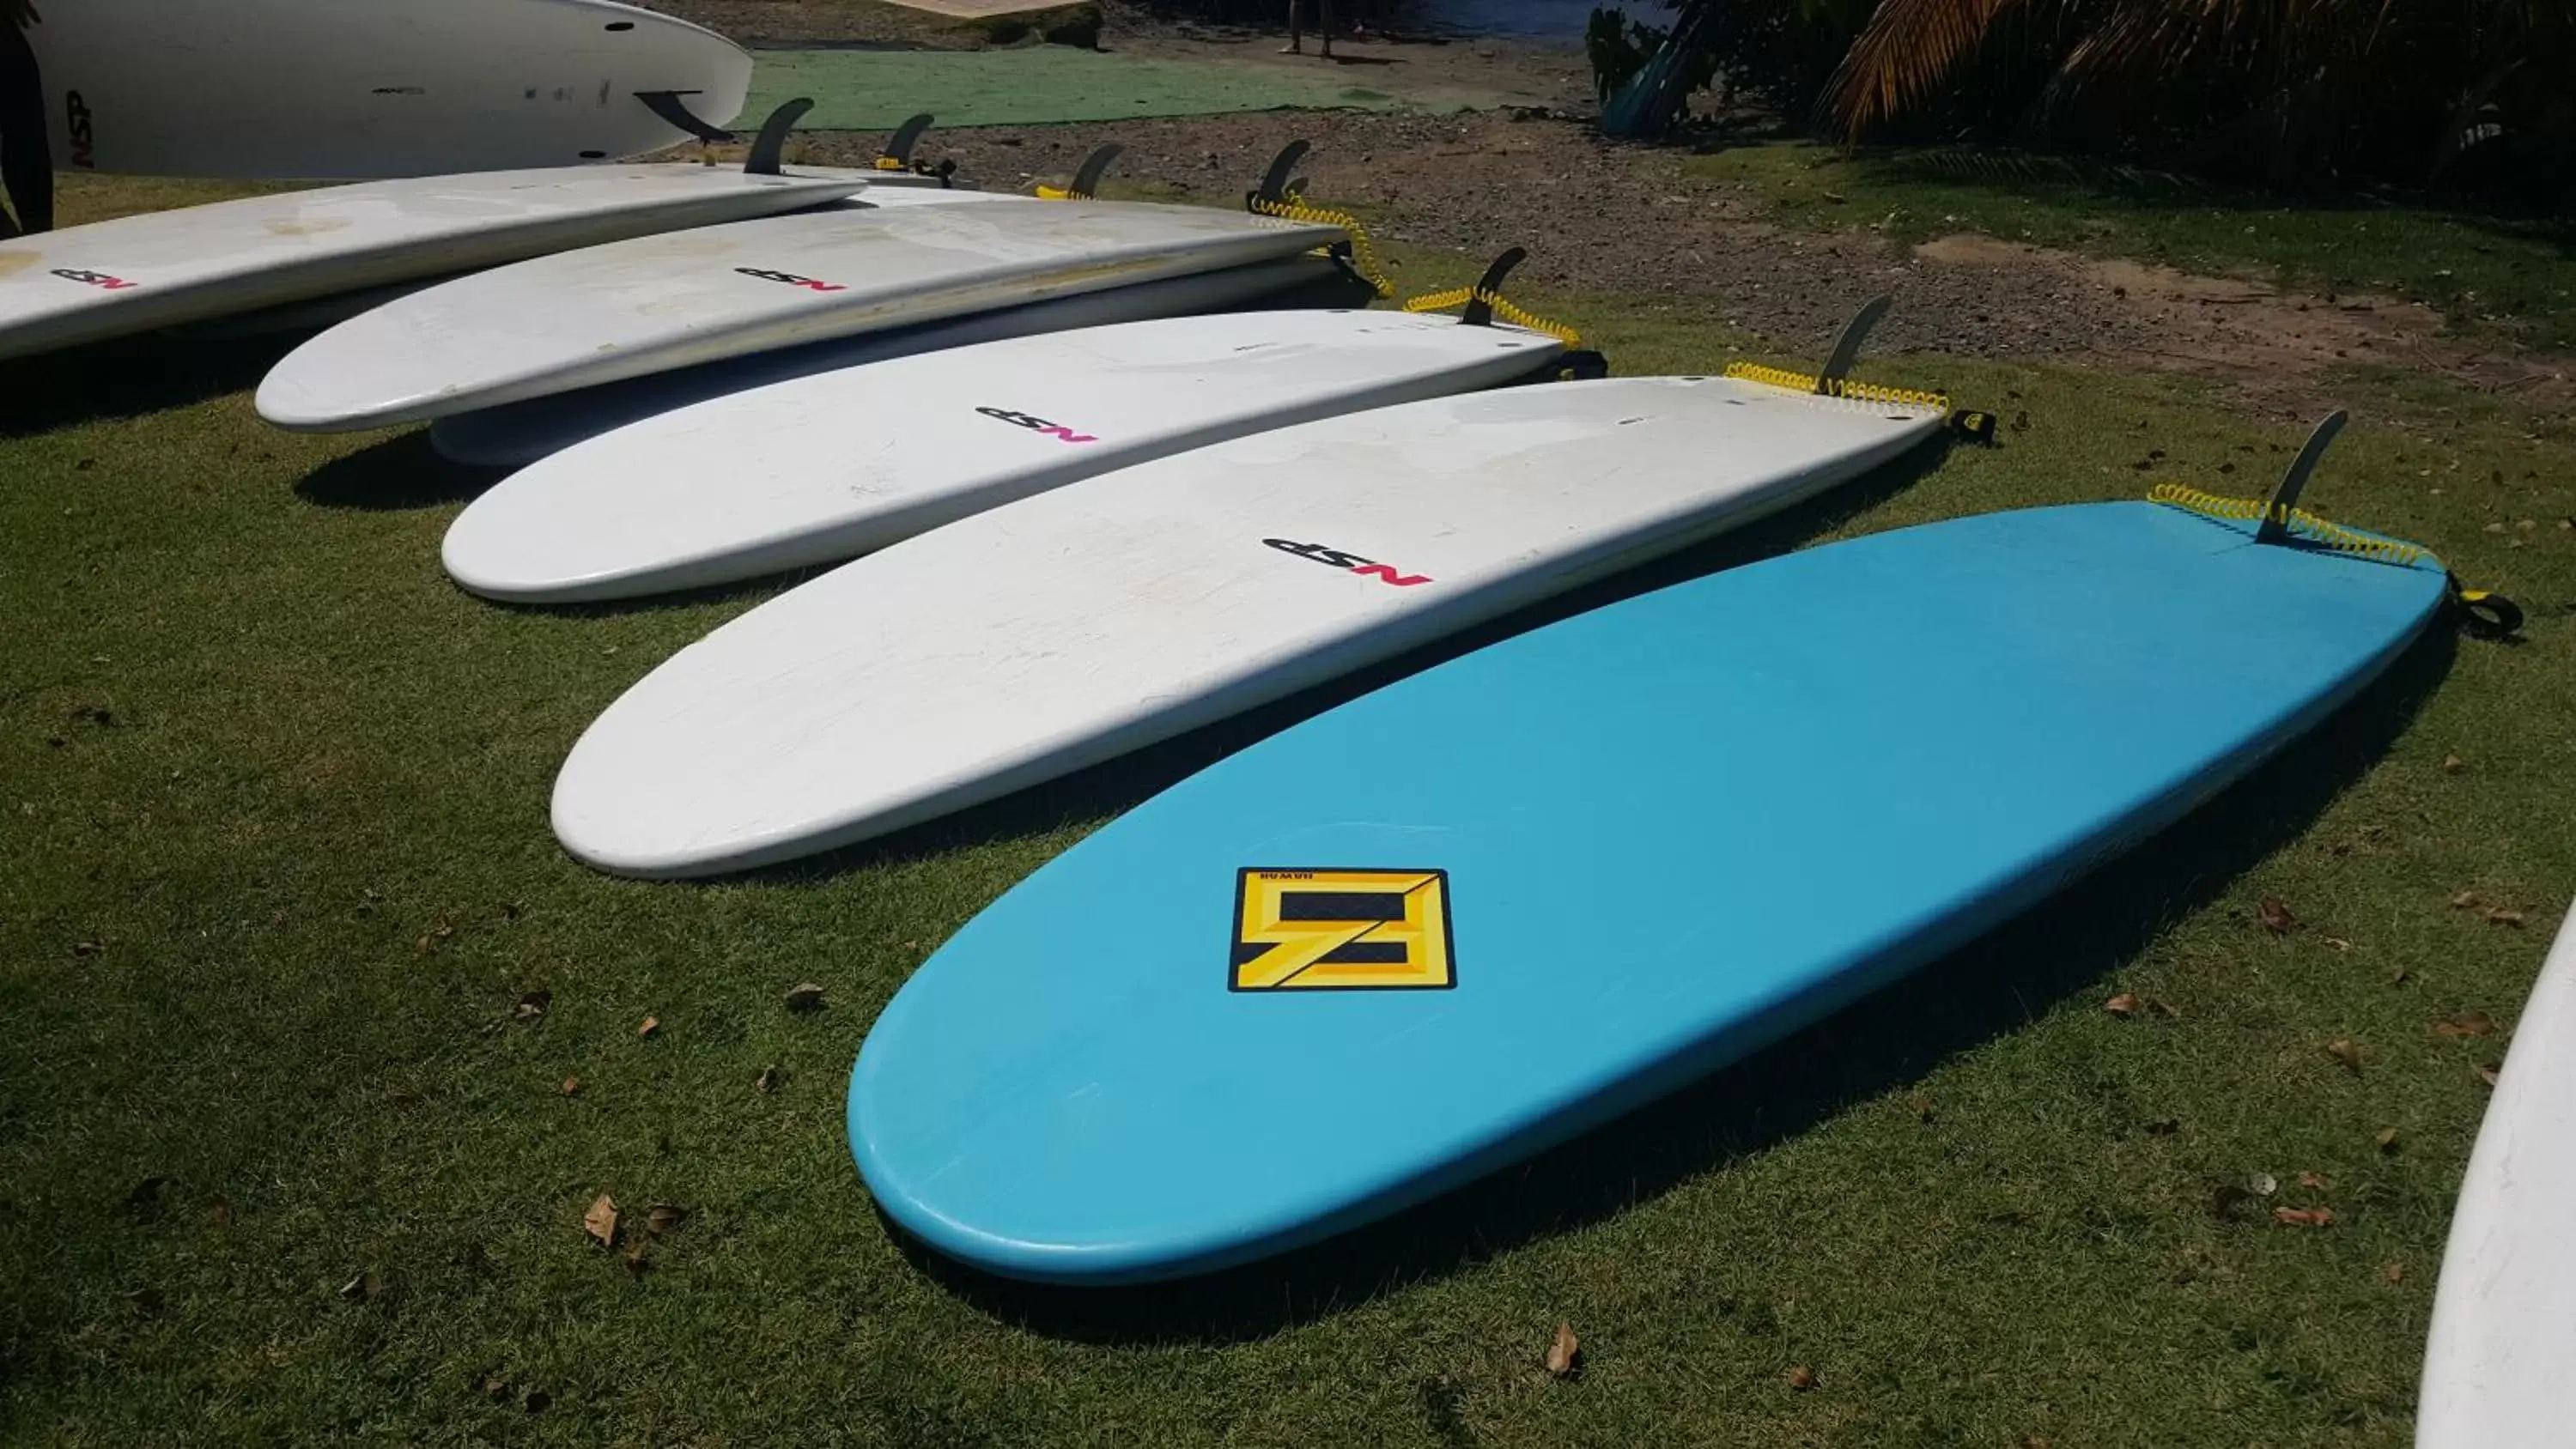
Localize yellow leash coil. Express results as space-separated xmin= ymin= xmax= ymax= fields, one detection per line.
xmin=2148 ymin=482 xmax=2523 ymax=636
xmin=1248 ymin=194 xmax=1395 ymax=298
xmin=2145 ymin=483 xmax=2433 ymax=567
xmin=1400 ymin=287 xmax=1582 ymax=346
xmin=1721 ymin=361 xmax=1949 ymax=411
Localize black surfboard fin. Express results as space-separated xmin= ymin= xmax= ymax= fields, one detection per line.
xmin=1459 ymin=248 xmax=1528 ymax=328
xmin=1249 ymin=140 xmax=1311 ymax=209
xmin=1817 ymin=294 xmax=1893 ymax=391
xmin=635 ymin=89 xmax=733 ymax=144
xmin=879 ymin=112 xmax=934 ymax=169
xmin=1040 ymin=144 xmax=1123 ymax=200
xmin=1068 ymin=142 xmax=1121 ymax=198
xmin=742 ymin=99 xmax=814 ymax=175
xmin=2256 ymin=410 xmax=2348 ymax=546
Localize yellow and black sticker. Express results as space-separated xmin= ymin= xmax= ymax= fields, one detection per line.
xmin=1230 ymin=869 xmax=1455 ymax=992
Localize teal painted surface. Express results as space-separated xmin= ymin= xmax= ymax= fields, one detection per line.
xmin=848 ymin=502 xmax=2449 ymax=1282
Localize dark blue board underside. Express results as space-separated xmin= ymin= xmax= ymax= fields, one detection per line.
xmin=849 ymin=501 xmax=2450 ymax=1283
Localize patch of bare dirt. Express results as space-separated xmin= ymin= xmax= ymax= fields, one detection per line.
xmin=804 ymin=108 xmax=2572 ymax=414
xmin=1912 ymin=234 xmax=2575 ymax=409
xmin=651 ymin=0 xmax=2572 ymax=411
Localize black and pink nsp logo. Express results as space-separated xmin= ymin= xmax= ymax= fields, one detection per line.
xmin=1261 ymin=538 xmax=1433 ymax=587
xmin=732 ymin=266 xmax=847 ymax=294
xmin=975 ymin=406 xmax=1097 ymax=445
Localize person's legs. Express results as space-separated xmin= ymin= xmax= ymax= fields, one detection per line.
xmin=1316 ymin=0 xmax=1334 ymax=58
xmin=1282 ymin=0 xmax=1303 ymax=54
xmin=0 ymin=17 xmax=52 ymax=234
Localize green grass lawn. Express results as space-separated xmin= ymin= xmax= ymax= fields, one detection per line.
xmin=1688 ymin=142 xmax=2576 ymax=354
xmin=3 ymin=182 xmax=2574 ymax=1446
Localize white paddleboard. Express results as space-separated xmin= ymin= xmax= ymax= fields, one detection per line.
xmin=256 ymin=197 xmax=1345 ymax=432
xmin=422 ymin=253 xmax=1352 ymax=469
xmin=446 ymin=308 xmax=1565 ymax=601
xmin=0 ymin=163 xmax=866 ymax=364
xmin=552 ymin=372 xmax=1950 ymax=877
xmin=30 ymin=0 xmax=751 ymax=179
xmin=2419 ymin=898 xmax=2576 ymax=1447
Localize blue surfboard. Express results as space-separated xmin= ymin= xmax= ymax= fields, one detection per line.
xmin=848 ymin=483 xmax=2456 ymax=1284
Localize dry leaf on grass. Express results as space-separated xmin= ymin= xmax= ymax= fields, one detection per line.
xmin=2374 ymin=1127 xmax=2402 ymax=1154
xmin=2259 ymin=896 xmax=2297 ymax=933
xmin=646 ymin=1203 xmax=686 ymax=1237
xmin=2383 ymin=1261 xmax=2405 ymax=1283
xmin=2326 ymin=1040 xmax=2365 ymax=1073
xmin=1787 ymin=1365 xmax=1819 ymax=1391
xmin=2297 ymin=1171 xmax=2330 ymax=1190
xmin=623 ymin=1238 xmax=650 ymax=1277
xmin=2442 ymin=754 xmax=2464 ymax=773
xmin=2251 ymin=1172 xmax=2279 ymax=1197
xmin=2434 ymin=1011 xmax=2495 ymax=1038
xmin=2451 ymin=889 xmax=2480 ymax=909
xmin=784 ymin=982 xmax=829 ymax=1013
xmin=2105 ymin=993 xmax=2141 ymax=1017
xmin=512 ymin=990 xmax=550 ymax=1022
xmin=2324 ymin=936 xmax=2354 ymax=954
xmin=2274 ymin=1207 xmax=2335 ymax=1228
xmin=2487 ymin=908 xmax=2527 ymax=928
xmin=559 ymin=1076 xmax=580 ymax=1096
xmin=583 ymin=1194 xmax=618 ymax=1248
xmin=1543 ymin=1321 xmax=1580 ymax=1379
xmin=636 ymin=1016 xmax=659 ymax=1038
xmin=339 ymin=1270 xmax=382 ymax=1302
xmin=755 ymin=1065 xmax=781 ymax=1095
xmin=2476 ymin=1062 xmax=2501 ymax=1088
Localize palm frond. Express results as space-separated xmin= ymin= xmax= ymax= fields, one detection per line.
xmin=1820 ymin=0 xmax=2020 ymax=139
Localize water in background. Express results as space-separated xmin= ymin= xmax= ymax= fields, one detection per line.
xmin=1396 ymin=0 xmax=1659 ymax=41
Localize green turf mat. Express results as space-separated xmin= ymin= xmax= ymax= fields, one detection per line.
xmin=746 ymin=47 xmax=1453 ymax=130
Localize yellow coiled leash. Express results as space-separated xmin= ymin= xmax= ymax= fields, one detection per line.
xmin=2145 ymin=483 xmax=2435 ymax=568
xmin=1720 ymin=361 xmax=1950 ymax=412
xmin=1248 ymin=192 xmax=1396 ymax=299
xmin=1400 ymin=286 xmax=1581 ymax=346
xmin=2143 ymin=413 xmax=2523 ymax=639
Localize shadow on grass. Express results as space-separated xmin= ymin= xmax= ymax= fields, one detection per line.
xmin=294 ymin=432 xmax=501 ymax=512
xmin=894 ymin=616 xmax=2462 ymax=1343
xmin=0 ymin=331 xmax=289 ymax=439
xmin=1851 ymin=145 xmax=2576 ymax=260
xmin=735 ymin=431 xmax=1960 ymax=887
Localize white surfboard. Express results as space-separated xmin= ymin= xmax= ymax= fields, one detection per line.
xmin=0 ymin=163 xmax=867 ymax=364
xmin=551 ymin=370 xmax=1950 ymax=878
xmin=446 ymin=308 xmax=1566 ymax=602
xmin=29 ymin=0 xmax=751 ymax=179
xmin=256 ymin=197 xmax=1346 ymax=433
xmin=422 ymin=253 xmax=1352 ymax=469
xmin=2419 ymin=898 xmax=2576 ymax=1447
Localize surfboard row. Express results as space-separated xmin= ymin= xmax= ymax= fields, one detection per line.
xmin=13 ymin=89 xmax=2535 ymax=1430
xmin=300 ymin=220 xmax=2460 ymax=1310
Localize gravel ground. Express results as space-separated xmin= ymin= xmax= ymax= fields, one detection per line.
xmin=799 ymin=109 xmax=2567 ymax=413
xmin=650 ymin=0 xmax=2570 ymax=413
